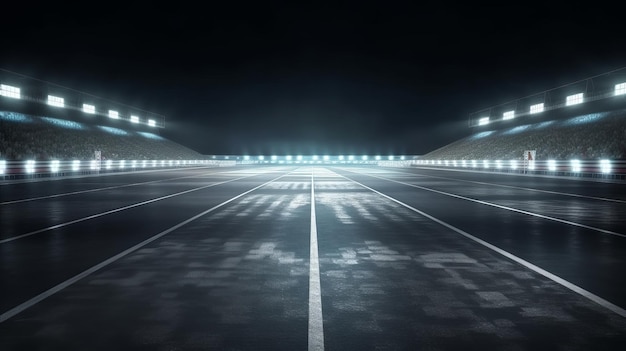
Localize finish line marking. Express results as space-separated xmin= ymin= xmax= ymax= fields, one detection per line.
xmin=309 ymin=168 xmax=325 ymax=351
xmin=337 ymin=171 xmax=626 ymax=319
xmin=0 ymin=170 xmax=294 ymax=323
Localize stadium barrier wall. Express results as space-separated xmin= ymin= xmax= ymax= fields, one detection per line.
xmin=384 ymin=159 xmax=626 ymax=180
xmin=0 ymin=159 xmax=236 ymax=180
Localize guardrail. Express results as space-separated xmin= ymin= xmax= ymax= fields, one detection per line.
xmin=0 ymin=159 xmax=236 ymax=180
xmin=398 ymin=159 xmax=626 ymax=180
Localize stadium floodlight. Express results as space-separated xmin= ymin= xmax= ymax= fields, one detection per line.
xmin=400 ymin=156 xmax=405 ymax=160
xmin=271 ymin=155 xmax=277 ymax=161
xmin=388 ymin=156 xmax=394 ymax=161
xmin=348 ymin=155 xmax=355 ymax=161
xmin=72 ymin=160 xmax=80 ymax=171
xmin=444 ymin=160 xmax=449 ymax=166
xmin=461 ymin=160 xmax=467 ymax=167
xmin=297 ymin=155 xmax=303 ymax=161
xmin=510 ymin=160 xmax=518 ymax=170
xmin=338 ymin=155 xmax=344 ymax=161
xmin=453 ymin=160 xmax=458 ymax=167
xmin=132 ymin=160 xmax=138 ymax=168
xmin=168 ymin=160 xmax=173 ymax=166
xmin=90 ymin=160 xmax=98 ymax=170
xmin=142 ymin=160 xmax=147 ymax=168
xmin=530 ymin=103 xmax=544 ymax=114
xmin=503 ymin=110 xmax=515 ymax=120
xmin=571 ymin=159 xmax=581 ymax=173
xmin=47 ymin=95 xmax=64 ymax=107
xmin=566 ymin=93 xmax=583 ymax=106
xmin=483 ymin=160 xmax=489 ymax=168
xmin=106 ymin=159 xmax=113 ymax=169
xmin=131 ymin=115 xmax=140 ymax=123
xmin=615 ymin=83 xmax=626 ymax=96
xmin=375 ymin=155 xmax=381 ymax=161
xmin=50 ymin=160 xmax=60 ymax=173
xmin=362 ymin=155 xmax=368 ymax=161
xmin=0 ymin=84 xmax=21 ymax=99
xmin=152 ymin=160 xmax=157 ymax=167
xmin=312 ymin=155 xmax=319 ymax=161
xmin=161 ymin=160 xmax=165 ymax=166
xmin=548 ymin=159 xmax=556 ymax=171
xmin=109 ymin=110 xmax=119 ymax=119
xmin=600 ymin=159 xmax=611 ymax=174
xmin=148 ymin=119 xmax=156 ymax=127
xmin=257 ymin=155 xmax=264 ymax=161
xmin=286 ymin=155 xmax=292 ymax=161
xmin=471 ymin=160 xmax=477 ymax=168
xmin=323 ymin=155 xmax=330 ymax=161
xmin=83 ymin=104 xmax=96 ymax=114
xmin=528 ymin=160 xmax=535 ymax=170
xmin=0 ymin=160 xmax=5 ymax=175
xmin=478 ymin=117 xmax=490 ymax=126
xmin=243 ymin=155 xmax=250 ymax=161
xmin=120 ymin=160 xmax=126 ymax=169
xmin=25 ymin=160 xmax=35 ymax=174
xmin=495 ymin=160 xmax=502 ymax=169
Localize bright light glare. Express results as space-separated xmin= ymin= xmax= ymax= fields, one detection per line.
xmin=495 ymin=160 xmax=502 ymax=169
xmin=548 ymin=160 xmax=556 ymax=171
xmin=528 ymin=160 xmax=535 ymax=170
xmin=72 ymin=160 xmax=80 ymax=171
xmin=571 ymin=159 xmax=581 ymax=172
xmin=503 ymin=110 xmax=515 ymax=120
xmin=83 ymin=104 xmax=95 ymax=114
xmin=106 ymin=159 xmax=113 ymax=169
xmin=483 ymin=160 xmax=489 ymax=168
xmin=478 ymin=117 xmax=490 ymax=125
xmin=615 ymin=83 xmax=626 ymax=96
xmin=362 ymin=155 xmax=368 ymax=160
xmin=109 ymin=110 xmax=119 ymax=119
xmin=132 ymin=160 xmax=138 ymax=168
xmin=0 ymin=160 xmax=5 ymax=174
xmin=50 ymin=160 xmax=60 ymax=172
xmin=286 ymin=155 xmax=292 ymax=161
xmin=244 ymin=155 xmax=250 ymax=161
xmin=338 ymin=155 xmax=344 ymax=161
xmin=90 ymin=160 xmax=98 ymax=170
xmin=566 ymin=93 xmax=583 ymax=106
xmin=47 ymin=95 xmax=64 ymax=107
xmin=258 ymin=156 xmax=264 ymax=161
xmin=453 ymin=160 xmax=458 ymax=167
xmin=131 ymin=115 xmax=139 ymax=123
xmin=312 ymin=155 xmax=319 ymax=161
xmin=471 ymin=160 xmax=477 ymax=168
xmin=375 ymin=156 xmax=381 ymax=161
xmin=348 ymin=155 xmax=355 ymax=161
xmin=510 ymin=160 xmax=518 ymax=170
xmin=530 ymin=103 xmax=544 ymax=114
xmin=600 ymin=159 xmax=611 ymax=174
xmin=120 ymin=160 xmax=126 ymax=169
xmin=25 ymin=160 xmax=35 ymax=174
xmin=323 ymin=155 xmax=330 ymax=161
xmin=388 ymin=156 xmax=394 ymax=161
xmin=142 ymin=160 xmax=147 ymax=168
xmin=0 ymin=84 xmax=20 ymax=99
xmin=148 ymin=119 xmax=156 ymax=127
xmin=271 ymin=155 xmax=277 ymax=161
xmin=152 ymin=160 xmax=156 ymax=167
xmin=461 ymin=160 xmax=467 ymax=167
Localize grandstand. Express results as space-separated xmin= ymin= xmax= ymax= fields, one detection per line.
xmin=0 ymin=111 xmax=203 ymax=160
xmin=424 ymin=68 xmax=626 ymax=161
xmin=423 ymin=109 xmax=626 ymax=161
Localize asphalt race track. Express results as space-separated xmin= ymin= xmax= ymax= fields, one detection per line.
xmin=1 ymin=165 xmax=626 ymax=350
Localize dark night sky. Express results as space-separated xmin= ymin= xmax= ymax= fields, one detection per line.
xmin=2 ymin=2 xmax=624 ymax=155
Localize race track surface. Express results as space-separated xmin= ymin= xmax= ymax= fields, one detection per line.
xmin=1 ymin=165 xmax=626 ymax=350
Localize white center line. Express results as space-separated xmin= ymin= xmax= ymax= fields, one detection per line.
xmin=309 ymin=168 xmax=324 ymax=351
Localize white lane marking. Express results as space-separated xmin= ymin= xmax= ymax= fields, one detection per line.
xmin=0 ymin=170 xmax=294 ymax=323
xmin=388 ymin=168 xmax=626 ymax=204
xmin=338 ymin=172 xmax=626 ymax=318
xmin=309 ymin=168 xmax=324 ymax=351
xmin=1 ymin=168 xmax=234 ymax=205
xmin=344 ymin=169 xmax=626 ymax=239
xmin=0 ymin=174 xmax=259 ymax=244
